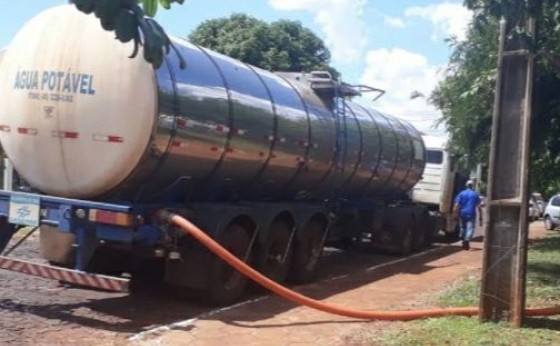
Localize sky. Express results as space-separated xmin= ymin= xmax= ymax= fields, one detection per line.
xmin=0 ymin=1 xmax=473 ymax=137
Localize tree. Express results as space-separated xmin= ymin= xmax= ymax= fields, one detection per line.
xmin=189 ymin=14 xmax=339 ymax=76
xmin=432 ymin=0 xmax=560 ymax=195
xmin=71 ymin=0 xmax=186 ymax=69
xmin=431 ymin=20 xmax=498 ymax=170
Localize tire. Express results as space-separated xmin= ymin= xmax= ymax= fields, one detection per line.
xmin=381 ymin=209 xmax=413 ymax=256
xmin=544 ymin=216 xmax=554 ymax=231
xmin=206 ymin=223 xmax=252 ymax=306
xmin=413 ymin=211 xmax=429 ymax=251
xmin=0 ymin=217 xmax=16 ymax=255
xmin=289 ymin=220 xmax=325 ymax=283
xmin=396 ymin=220 xmax=414 ymax=256
xmin=424 ymin=216 xmax=436 ymax=247
xmin=256 ymin=221 xmax=293 ymax=283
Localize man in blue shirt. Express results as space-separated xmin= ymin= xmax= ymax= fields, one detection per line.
xmin=454 ymin=180 xmax=482 ymax=250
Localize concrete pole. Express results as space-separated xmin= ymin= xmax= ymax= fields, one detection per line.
xmin=479 ymin=15 xmax=536 ymax=327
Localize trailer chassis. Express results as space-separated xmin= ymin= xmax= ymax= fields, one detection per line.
xmin=0 ymin=190 xmax=144 ymax=292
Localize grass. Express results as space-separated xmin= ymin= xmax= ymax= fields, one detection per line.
xmin=373 ymin=317 xmax=560 ymax=346
xmin=348 ymin=233 xmax=560 ymax=346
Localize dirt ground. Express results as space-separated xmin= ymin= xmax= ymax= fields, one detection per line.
xmin=132 ymin=222 xmax=549 ymax=346
xmin=0 ymin=222 xmax=548 ymax=346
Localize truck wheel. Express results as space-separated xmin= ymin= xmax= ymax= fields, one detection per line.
xmin=207 ymin=223 xmax=251 ymax=305
xmin=413 ymin=211 xmax=429 ymax=251
xmin=544 ymin=216 xmax=554 ymax=231
xmin=424 ymin=215 xmax=436 ymax=247
xmin=396 ymin=220 xmax=414 ymax=256
xmin=289 ymin=220 xmax=325 ymax=283
xmin=382 ymin=209 xmax=413 ymax=256
xmin=257 ymin=221 xmax=293 ymax=283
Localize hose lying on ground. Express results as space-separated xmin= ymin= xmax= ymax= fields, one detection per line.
xmin=160 ymin=210 xmax=560 ymax=321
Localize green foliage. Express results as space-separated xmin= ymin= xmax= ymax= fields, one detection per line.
xmin=367 ymin=317 xmax=560 ymax=346
xmin=188 ymin=14 xmax=338 ymax=76
xmin=465 ymin=0 xmax=560 ymax=36
xmin=433 ymin=1 xmax=560 ymax=194
xmin=352 ymin=233 xmax=560 ymax=346
xmin=431 ymin=19 xmax=498 ymax=170
xmin=464 ymin=1 xmax=560 ymax=57
xmin=71 ymin=0 xmax=186 ymax=69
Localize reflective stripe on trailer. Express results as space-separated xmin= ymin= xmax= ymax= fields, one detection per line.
xmin=0 ymin=125 xmax=11 ymax=132
xmin=0 ymin=256 xmax=129 ymax=292
xmin=92 ymin=134 xmax=124 ymax=143
xmin=171 ymin=140 xmax=189 ymax=148
xmin=52 ymin=130 xmax=79 ymax=139
xmin=17 ymin=127 xmax=38 ymax=135
xmin=176 ymin=118 xmax=194 ymax=128
xmin=214 ymin=124 xmax=230 ymax=133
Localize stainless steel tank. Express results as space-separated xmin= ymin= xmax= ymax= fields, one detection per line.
xmin=0 ymin=5 xmax=425 ymax=202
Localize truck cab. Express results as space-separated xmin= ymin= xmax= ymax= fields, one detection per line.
xmin=411 ymin=136 xmax=466 ymax=236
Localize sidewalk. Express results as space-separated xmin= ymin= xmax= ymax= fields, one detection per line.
xmin=131 ymin=238 xmax=491 ymax=346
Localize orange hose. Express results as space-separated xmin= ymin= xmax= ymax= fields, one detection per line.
xmin=163 ymin=211 xmax=560 ymax=320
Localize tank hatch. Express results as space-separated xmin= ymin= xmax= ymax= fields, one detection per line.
xmin=275 ymin=71 xmax=385 ymax=107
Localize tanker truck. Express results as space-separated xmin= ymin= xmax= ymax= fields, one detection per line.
xmin=411 ymin=136 xmax=468 ymax=238
xmin=0 ymin=5 xmax=437 ymax=304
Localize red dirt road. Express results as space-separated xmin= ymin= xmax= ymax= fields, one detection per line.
xmin=0 ymin=223 xmax=548 ymax=346
xmin=130 ymin=223 xmax=549 ymax=346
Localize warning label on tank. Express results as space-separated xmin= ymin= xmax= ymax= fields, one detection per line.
xmin=12 ymin=69 xmax=96 ymax=103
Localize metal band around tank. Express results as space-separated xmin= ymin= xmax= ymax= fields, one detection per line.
xmin=375 ymin=111 xmax=401 ymax=193
xmin=352 ymin=102 xmax=384 ymax=195
xmin=190 ymin=44 xmax=235 ymax=196
xmin=238 ymin=62 xmax=278 ymax=194
xmin=273 ymin=75 xmax=315 ymax=195
xmin=391 ymin=118 xmax=415 ymax=193
xmin=339 ymin=102 xmax=364 ymax=192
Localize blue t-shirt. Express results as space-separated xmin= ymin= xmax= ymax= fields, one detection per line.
xmin=454 ymin=189 xmax=480 ymax=218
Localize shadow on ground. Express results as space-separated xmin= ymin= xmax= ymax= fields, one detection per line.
xmin=0 ymin=235 xmax=471 ymax=334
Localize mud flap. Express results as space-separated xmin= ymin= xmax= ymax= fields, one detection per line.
xmin=0 ymin=217 xmax=17 ymax=254
xmin=39 ymin=225 xmax=76 ymax=265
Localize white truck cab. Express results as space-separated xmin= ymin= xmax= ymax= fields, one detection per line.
xmin=412 ymin=136 xmax=466 ymax=236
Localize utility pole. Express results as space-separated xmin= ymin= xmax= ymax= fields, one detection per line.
xmin=479 ymin=11 xmax=536 ymax=327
